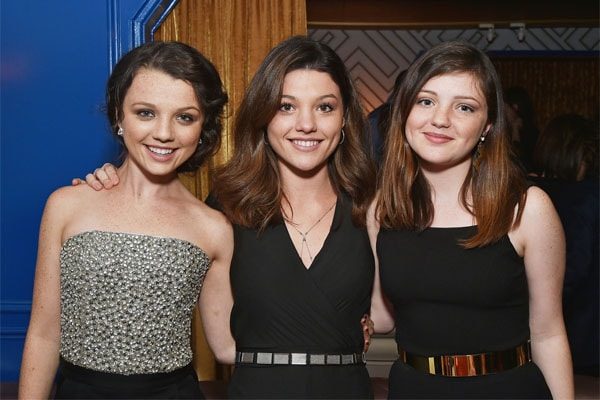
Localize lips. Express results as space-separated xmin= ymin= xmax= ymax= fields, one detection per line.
xmin=147 ymin=145 xmax=174 ymax=155
xmin=290 ymin=139 xmax=321 ymax=149
xmin=423 ymin=132 xmax=453 ymax=144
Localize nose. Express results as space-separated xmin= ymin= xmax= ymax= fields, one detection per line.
xmin=431 ymin=105 xmax=451 ymax=129
xmin=152 ymin=118 xmax=175 ymax=142
xmin=295 ymin=108 xmax=317 ymax=134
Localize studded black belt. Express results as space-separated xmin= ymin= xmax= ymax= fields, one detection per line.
xmin=235 ymin=351 xmax=366 ymax=365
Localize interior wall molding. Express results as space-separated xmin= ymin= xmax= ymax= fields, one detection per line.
xmin=1 ymin=301 xmax=31 ymax=339
xmin=107 ymin=0 xmax=180 ymax=70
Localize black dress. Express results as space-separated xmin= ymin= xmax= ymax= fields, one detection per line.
xmin=227 ymin=195 xmax=374 ymax=399
xmin=378 ymin=226 xmax=551 ymax=399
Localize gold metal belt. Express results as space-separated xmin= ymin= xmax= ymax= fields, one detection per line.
xmin=398 ymin=341 xmax=531 ymax=377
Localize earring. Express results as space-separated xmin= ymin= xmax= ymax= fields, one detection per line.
xmin=473 ymin=132 xmax=486 ymax=169
xmin=117 ymin=126 xmax=123 ymax=136
xmin=198 ymin=137 xmax=203 ymax=145
xmin=339 ymin=129 xmax=346 ymax=145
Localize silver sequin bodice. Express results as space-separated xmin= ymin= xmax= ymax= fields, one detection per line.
xmin=60 ymin=230 xmax=210 ymax=374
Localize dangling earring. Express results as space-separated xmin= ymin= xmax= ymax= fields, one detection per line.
xmin=339 ymin=129 xmax=345 ymax=145
xmin=198 ymin=136 xmax=203 ymax=145
xmin=473 ymin=133 xmax=486 ymax=169
xmin=117 ymin=126 xmax=124 ymax=136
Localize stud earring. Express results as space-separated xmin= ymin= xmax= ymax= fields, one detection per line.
xmin=117 ymin=126 xmax=124 ymax=136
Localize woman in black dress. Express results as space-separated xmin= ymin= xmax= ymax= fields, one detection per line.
xmin=369 ymin=41 xmax=573 ymax=398
xmin=204 ymin=35 xmax=376 ymax=399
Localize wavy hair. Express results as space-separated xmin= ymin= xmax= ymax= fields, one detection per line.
xmin=106 ymin=41 xmax=227 ymax=172
xmin=378 ymin=41 xmax=527 ymax=248
xmin=213 ymin=36 xmax=375 ymax=230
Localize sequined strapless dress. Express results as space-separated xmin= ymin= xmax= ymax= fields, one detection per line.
xmin=55 ymin=230 xmax=210 ymax=399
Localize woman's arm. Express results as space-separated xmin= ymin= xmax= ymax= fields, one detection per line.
xmin=19 ymin=190 xmax=67 ymax=399
xmin=514 ymin=186 xmax=574 ymax=399
xmin=367 ymin=200 xmax=395 ymax=334
xmin=198 ymin=218 xmax=235 ymax=364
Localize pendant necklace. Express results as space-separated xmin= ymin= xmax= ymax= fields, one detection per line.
xmin=287 ymin=201 xmax=336 ymax=264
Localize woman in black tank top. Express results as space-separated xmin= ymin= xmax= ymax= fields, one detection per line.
xmin=369 ymin=41 xmax=573 ymax=399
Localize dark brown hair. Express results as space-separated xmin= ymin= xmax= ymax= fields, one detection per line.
xmin=534 ymin=113 xmax=598 ymax=181
xmin=106 ymin=41 xmax=227 ymax=172
xmin=213 ymin=35 xmax=375 ymax=230
xmin=378 ymin=40 xmax=527 ymax=248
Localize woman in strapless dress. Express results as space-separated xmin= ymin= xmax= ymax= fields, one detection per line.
xmin=19 ymin=41 xmax=230 ymax=399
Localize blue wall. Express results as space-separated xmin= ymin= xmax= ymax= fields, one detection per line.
xmin=0 ymin=0 xmax=176 ymax=382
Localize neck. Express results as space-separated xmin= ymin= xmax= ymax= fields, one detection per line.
xmin=116 ymin=158 xmax=182 ymax=200
xmin=279 ymin=163 xmax=336 ymax=206
xmin=421 ymin=159 xmax=476 ymax=226
xmin=420 ymin=159 xmax=474 ymax=209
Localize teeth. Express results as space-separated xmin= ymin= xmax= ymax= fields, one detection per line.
xmin=148 ymin=146 xmax=174 ymax=155
xmin=293 ymin=140 xmax=319 ymax=147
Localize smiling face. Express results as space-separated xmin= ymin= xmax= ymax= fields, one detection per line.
xmin=120 ymin=68 xmax=204 ymax=178
xmin=405 ymin=72 xmax=491 ymax=172
xmin=266 ymin=69 xmax=344 ymax=177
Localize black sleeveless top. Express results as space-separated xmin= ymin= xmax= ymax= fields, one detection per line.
xmin=230 ymin=195 xmax=374 ymax=354
xmin=378 ymin=226 xmax=530 ymax=356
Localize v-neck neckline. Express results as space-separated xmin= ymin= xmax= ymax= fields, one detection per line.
xmin=283 ymin=197 xmax=341 ymax=271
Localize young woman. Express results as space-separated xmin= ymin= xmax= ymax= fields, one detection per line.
xmin=205 ymin=35 xmax=376 ymax=399
xmin=79 ymin=36 xmax=377 ymax=399
xmin=19 ymin=41 xmax=230 ymax=399
xmin=370 ymin=41 xmax=574 ymax=399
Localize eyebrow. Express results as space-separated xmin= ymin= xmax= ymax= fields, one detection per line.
xmin=130 ymin=102 xmax=201 ymax=112
xmin=281 ymin=94 xmax=339 ymax=101
xmin=419 ymin=90 xmax=482 ymax=104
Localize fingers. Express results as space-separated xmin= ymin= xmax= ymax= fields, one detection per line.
xmin=84 ymin=163 xmax=119 ymax=191
xmin=85 ymin=173 xmax=103 ymax=191
xmin=361 ymin=314 xmax=371 ymax=353
xmin=103 ymin=163 xmax=120 ymax=186
xmin=71 ymin=178 xmax=86 ymax=186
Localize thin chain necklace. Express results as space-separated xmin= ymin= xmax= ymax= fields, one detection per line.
xmin=286 ymin=201 xmax=336 ymax=264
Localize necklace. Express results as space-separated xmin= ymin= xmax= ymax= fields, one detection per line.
xmin=286 ymin=201 xmax=336 ymax=264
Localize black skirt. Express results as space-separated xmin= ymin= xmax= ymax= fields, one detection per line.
xmin=54 ymin=359 xmax=204 ymax=399
xmin=388 ymin=360 xmax=551 ymax=399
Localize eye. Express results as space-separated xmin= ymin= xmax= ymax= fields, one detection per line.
xmin=136 ymin=109 xmax=155 ymax=119
xmin=416 ymin=98 xmax=434 ymax=107
xmin=317 ymin=103 xmax=334 ymax=113
xmin=279 ymin=102 xmax=294 ymax=112
xmin=458 ymin=104 xmax=475 ymax=113
xmin=177 ymin=113 xmax=196 ymax=123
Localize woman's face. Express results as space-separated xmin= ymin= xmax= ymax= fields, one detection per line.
xmin=266 ymin=69 xmax=344 ymax=177
xmin=405 ymin=72 xmax=491 ymax=172
xmin=120 ymin=68 xmax=203 ymax=177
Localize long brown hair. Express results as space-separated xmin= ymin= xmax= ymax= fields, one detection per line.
xmin=213 ymin=36 xmax=375 ymax=231
xmin=378 ymin=41 xmax=527 ymax=248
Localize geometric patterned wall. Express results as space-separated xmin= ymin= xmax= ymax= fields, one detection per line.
xmin=309 ymin=27 xmax=600 ymax=112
